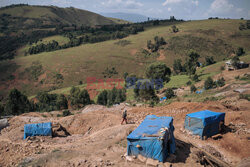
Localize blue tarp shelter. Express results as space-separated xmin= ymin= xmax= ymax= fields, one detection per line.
xmin=184 ymin=110 xmax=225 ymax=139
xmin=23 ymin=122 xmax=52 ymax=139
xmin=127 ymin=115 xmax=175 ymax=162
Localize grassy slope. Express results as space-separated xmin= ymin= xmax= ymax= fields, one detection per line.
xmin=16 ymin=35 xmax=70 ymax=57
xmin=0 ymin=19 xmax=250 ymax=97
xmin=0 ymin=5 xmax=116 ymax=26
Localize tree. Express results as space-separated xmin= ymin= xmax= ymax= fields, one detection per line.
xmin=190 ymin=85 xmax=197 ymax=93
xmin=205 ymin=56 xmax=216 ymax=66
xmin=204 ymin=77 xmax=215 ymax=90
xmin=184 ymin=50 xmax=200 ymax=76
xmin=146 ymin=62 xmax=171 ymax=83
xmin=77 ymin=89 xmax=91 ymax=107
xmin=165 ymin=88 xmax=175 ymax=99
xmin=56 ymin=94 xmax=68 ymax=110
xmin=70 ymin=87 xmax=91 ymax=108
xmin=173 ymin=59 xmax=184 ymax=74
xmin=134 ymin=82 xmax=159 ymax=102
xmin=4 ymin=88 xmax=31 ymax=115
xmin=236 ymin=47 xmax=245 ymax=57
xmin=97 ymin=90 xmax=108 ymax=105
xmin=97 ymin=88 xmax=126 ymax=106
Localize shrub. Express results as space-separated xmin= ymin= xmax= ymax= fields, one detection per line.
xmin=70 ymin=87 xmax=91 ymax=108
xmin=239 ymin=94 xmax=250 ymax=101
xmin=149 ymin=101 xmax=155 ymax=107
xmin=205 ymin=56 xmax=216 ymax=66
xmin=134 ymin=82 xmax=159 ymax=102
xmin=191 ymin=74 xmax=199 ymax=82
xmin=184 ymin=50 xmax=200 ymax=75
xmin=216 ymin=77 xmax=225 ymax=87
xmin=235 ymin=75 xmax=240 ymax=80
xmin=236 ymin=47 xmax=245 ymax=57
xmin=172 ymin=25 xmax=179 ymax=33
xmin=231 ymin=56 xmax=240 ymax=69
xmin=0 ymin=103 xmax=4 ymax=116
xmin=56 ymin=94 xmax=68 ymax=110
xmin=190 ymin=85 xmax=197 ymax=93
xmin=146 ymin=62 xmax=171 ymax=83
xmin=62 ymin=110 xmax=71 ymax=117
xmin=173 ymin=59 xmax=185 ymax=74
xmin=165 ymin=88 xmax=175 ymax=99
xmin=79 ymin=81 xmax=83 ymax=85
xmin=4 ymin=88 xmax=32 ymax=116
xmin=186 ymin=81 xmax=192 ymax=86
xmin=204 ymin=77 xmax=215 ymax=90
xmin=147 ymin=36 xmax=166 ymax=52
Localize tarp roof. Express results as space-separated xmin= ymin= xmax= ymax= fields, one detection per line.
xmin=186 ymin=110 xmax=225 ymax=126
xmin=127 ymin=115 xmax=173 ymax=140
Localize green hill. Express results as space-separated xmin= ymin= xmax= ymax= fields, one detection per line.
xmin=0 ymin=18 xmax=249 ymax=98
xmin=0 ymin=4 xmax=116 ymax=29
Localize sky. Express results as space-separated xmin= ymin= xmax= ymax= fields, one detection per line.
xmin=0 ymin=0 xmax=250 ymax=20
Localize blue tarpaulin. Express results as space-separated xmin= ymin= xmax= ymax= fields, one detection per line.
xmin=127 ymin=115 xmax=175 ymax=162
xmin=184 ymin=110 xmax=225 ymax=139
xmin=160 ymin=97 xmax=167 ymax=101
xmin=23 ymin=122 xmax=52 ymax=139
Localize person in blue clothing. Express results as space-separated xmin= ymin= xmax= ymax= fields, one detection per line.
xmin=121 ymin=109 xmax=127 ymax=125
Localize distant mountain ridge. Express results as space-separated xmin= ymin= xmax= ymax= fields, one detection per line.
xmin=101 ymin=12 xmax=157 ymax=23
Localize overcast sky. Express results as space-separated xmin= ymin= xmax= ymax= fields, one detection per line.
xmin=0 ymin=0 xmax=250 ymax=20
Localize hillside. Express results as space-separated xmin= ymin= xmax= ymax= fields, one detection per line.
xmin=0 ymin=19 xmax=249 ymax=97
xmin=0 ymin=4 xmax=116 ymax=30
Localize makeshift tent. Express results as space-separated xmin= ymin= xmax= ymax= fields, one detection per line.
xmin=127 ymin=115 xmax=175 ymax=162
xmin=184 ymin=110 xmax=225 ymax=139
xmin=23 ymin=122 xmax=52 ymax=139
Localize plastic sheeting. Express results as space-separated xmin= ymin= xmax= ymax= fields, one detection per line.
xmin=184 ymin=110 xmax=225 ymax=138
xmin=127 ymin=115 xmax=175 ymax=162
xmin=23 ymin=122 xmax=52 ymax=139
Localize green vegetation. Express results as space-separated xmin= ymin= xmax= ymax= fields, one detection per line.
xmin=69 ymin=87 xmax=91 ymax=109
xmin=3 ymin=88 xmax=32 ymax=116
xmin=239 ymin=94 xmax=250 ymax=101
xmin=204 ymin=77 xmax=215 ymax=90
xmin=205 ymin=56 xmax=216 ymax=66
xmin=35 ymin=91 xmax=68 ymax=112
xmin=97 ymin=88 xmax=126 ymax=106
xmin=236 ymin=47 xmax=245 ymax=57
xmin=190 ymin=85 xmax=197 ymax=93
xmin=134 ymin=82 xmax=159 ymax=102
xmin=62 ymin=110 xmax=71 ymax=117
xmin=145 ymin=62 xmax=171 ymax=83
xmin=21 ymin=61 xmax=44 ymax=81
xmin=171 ymin=25 xmax=179 ymax=33
xmin=165 ymin=88 xmax=175 ymax=99
xmin=0 ymin=18 xmax=250 ymax=97
xmin=147 ymin=36 xmax=166 ymax=52
xmin=114 ymin=40 xmax=131 ymax=47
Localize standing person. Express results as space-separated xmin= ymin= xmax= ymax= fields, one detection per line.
xmin=121 ymin=109 xmax=127 ymax=125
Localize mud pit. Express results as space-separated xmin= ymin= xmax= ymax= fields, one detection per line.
xmin=0 ymin=99 xmax=249 ymax=166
